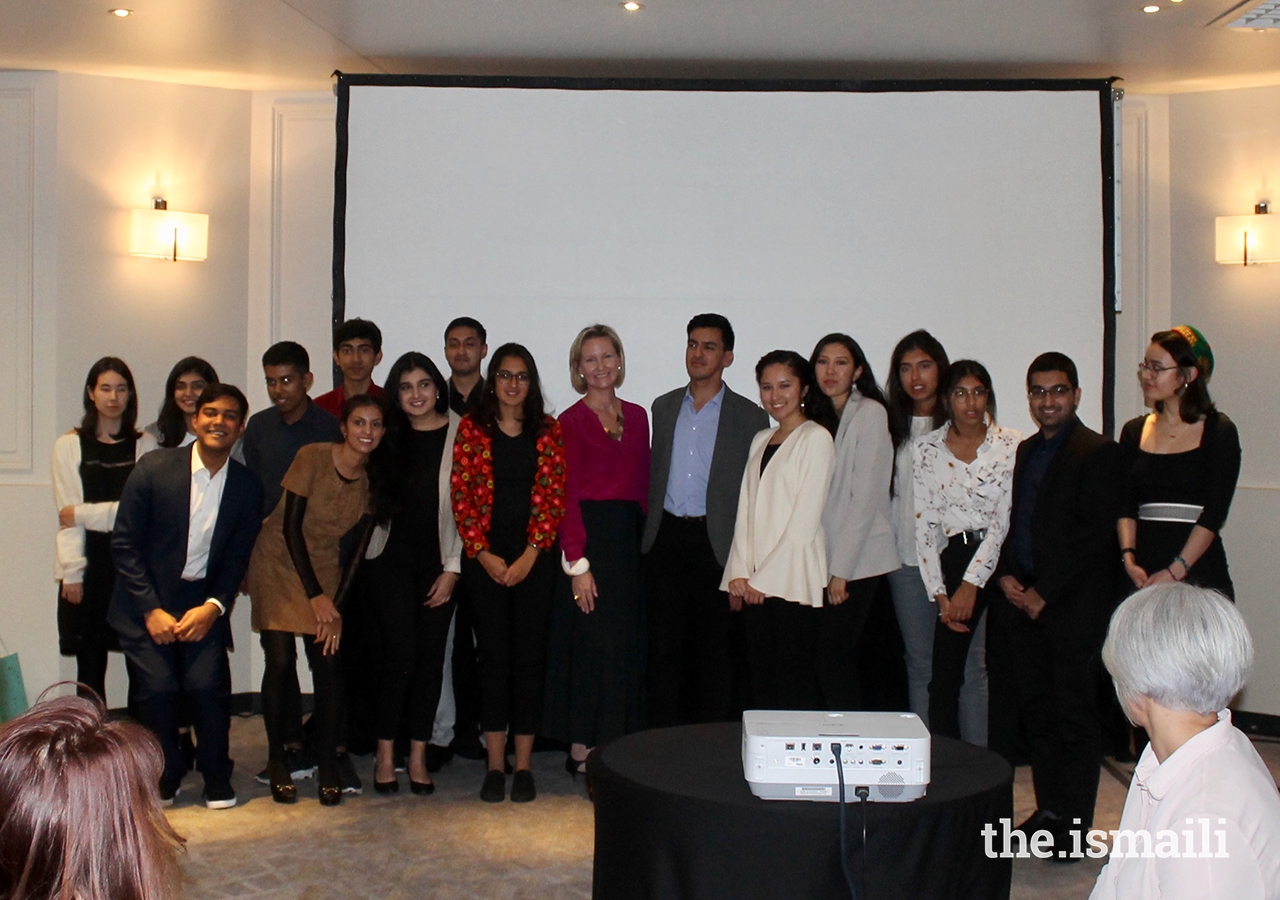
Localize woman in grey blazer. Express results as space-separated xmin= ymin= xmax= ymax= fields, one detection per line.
xmin=809 ymin=335 xmax=899 ymax=709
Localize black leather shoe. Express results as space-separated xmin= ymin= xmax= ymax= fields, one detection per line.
xmin=479 ymin=769 xmax=505 ymax=803
xmin=409 ymin=779 xmax=435 ymax=796
xmin=268 ymin=760 xmax=297 ymax=804
xmin=510 ymin=769 xmax=536 ymax=803
xmin=318 ymin=763 xmax=342 ymax=807
xmin=373 ymin=778 xmax=399 ymax=794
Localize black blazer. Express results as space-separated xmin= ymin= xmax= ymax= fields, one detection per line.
xmin=108 ymin=446 xmax=264 ymax=643
xmin=997 ymin=419 xmax=1121 ymax=614
xmin=642 ymin=383 xmax=770 ymax=567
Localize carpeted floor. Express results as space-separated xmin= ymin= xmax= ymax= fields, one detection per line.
xmin=164 ymin=715 xmax=1280 ymax=900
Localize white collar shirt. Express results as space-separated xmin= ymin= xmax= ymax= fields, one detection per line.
xmin=182 ymin=444 xmax=228 ymax=583
xmin=1090 ymin=710 xmax=1280 ymax=900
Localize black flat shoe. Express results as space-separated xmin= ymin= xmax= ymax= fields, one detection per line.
xmin=373 ymin=778 xmax=399 ymax=794
xmin=511 ymin=769 xmax=536 ymax=803
xmin=409 ymin=779 xmax=435 ymax=796
xmin=480 ymin=769 xmax=505 ymax=803
xmin=268 ymin=760 xmax=297 ymax=804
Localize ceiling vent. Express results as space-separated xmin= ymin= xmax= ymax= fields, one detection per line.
xmin=1219 ymin=0 xmax=1280 ymax=28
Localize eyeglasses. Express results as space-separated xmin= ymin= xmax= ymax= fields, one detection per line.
xmin=949 ymin=387 xmax=989 ymax=401
xmin=1028 ymin=384 xmax=1074 ymax=399
xmin=496 ymin=370 xmax=530 ymax=384
xmin=1137 ymin=361 xmax=1176 ymax=375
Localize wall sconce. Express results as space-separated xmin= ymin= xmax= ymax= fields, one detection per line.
xmin=128 ymin=198 xmax=208 ymax=261
xmin=1215 ymin=201 xmax=1280 ymax=265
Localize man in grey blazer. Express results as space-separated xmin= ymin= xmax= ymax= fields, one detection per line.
xmin=644 ymin=313 xmax=769 ymax=727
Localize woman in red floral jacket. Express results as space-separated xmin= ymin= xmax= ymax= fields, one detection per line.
xmin=451 ymin=342 xmax=566 ymax=803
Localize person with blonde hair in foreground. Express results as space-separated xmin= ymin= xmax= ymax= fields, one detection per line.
xmin=1091 ymin=583 xmax=1280 ymax=899
xmin=0 ymin=693 xmax=185 ymax=900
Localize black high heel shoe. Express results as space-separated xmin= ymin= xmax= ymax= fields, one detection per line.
xmin=374 ymin=777 xmax=400 ymax=794
xmin=409 ymin=779 xmax=435 ymax=796
xmin=268 ymin=759 xmax=297 ymax=804
xmin=565 ymin=753 xmax=587 ymax=780
xmin=318 ymin=762 xmax=342 ymax=807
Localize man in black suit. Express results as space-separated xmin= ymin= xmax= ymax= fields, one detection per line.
xmin=110 ymin=384 xmax=264 ymax=809
xmin=644 ymin=313 xmax=770 ymax=726
xmin=996 ymin=352 xmax=1120 ymax=855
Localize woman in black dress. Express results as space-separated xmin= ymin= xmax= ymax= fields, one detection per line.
xmin=365 ymin=352 xmax=462 ymax=795
xmin=1118 ymin=326 xmax=1241 ymax=598
xmin=51 ymin=358 xmax=156 ymax=702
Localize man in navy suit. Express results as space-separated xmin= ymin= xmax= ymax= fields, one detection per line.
xmin=110 ymin=384 xmax=264 ymax=808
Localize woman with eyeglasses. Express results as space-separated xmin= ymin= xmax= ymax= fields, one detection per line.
xmin=1118 ymin=327 xmax=1240 ymax=598
xmin=543 ymin=325 xmax=650 ymax=780
xmin=913 ymin=359 xmax=1020 ymax=743
xmin=451 ymin=344 xmax=566 ymax=803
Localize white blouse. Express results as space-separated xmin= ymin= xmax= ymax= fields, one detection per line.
xmin=912 ymin=422 xmax=1020 ymax=600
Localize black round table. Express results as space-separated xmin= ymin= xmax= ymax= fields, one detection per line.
xmin=590 ymin=723 xmax=1012 ymax=900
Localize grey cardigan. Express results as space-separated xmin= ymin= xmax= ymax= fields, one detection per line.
xmin=821 ymin=390 xmax=900 ymax=582
xmin=642 ymin=382 xmax=770 ymax=567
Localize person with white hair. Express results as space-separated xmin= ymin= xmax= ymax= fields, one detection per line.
xmin=1091 ymin=582 xmax=1280 ymax=899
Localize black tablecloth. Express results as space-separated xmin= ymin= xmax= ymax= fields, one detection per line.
xmin=591 ymin=723 xmax=1012 ymax=900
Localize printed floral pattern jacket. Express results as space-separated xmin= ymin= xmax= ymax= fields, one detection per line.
xmin=451 ymin=414 xmax=567 ymax=557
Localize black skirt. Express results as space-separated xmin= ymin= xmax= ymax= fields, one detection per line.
xmin=542 ymin=500 xmax=646 ymax=747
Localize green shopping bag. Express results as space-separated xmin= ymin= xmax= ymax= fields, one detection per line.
xmin=0 ymin=634 xmax=29 ymax=723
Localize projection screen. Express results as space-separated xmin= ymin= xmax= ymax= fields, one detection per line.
xmin=336 ymin=77 xmax=1116 ymax=436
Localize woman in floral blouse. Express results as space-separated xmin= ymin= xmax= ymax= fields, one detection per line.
xmin=913 ymin=359 xmax=1020 ymax=745
xmin=451 ymin=343 xmax=566 ymax=803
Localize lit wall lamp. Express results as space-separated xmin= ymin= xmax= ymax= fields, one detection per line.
xmin=128 ymin=198 xmax=208 ymax=261
xmin=1215 ymin=201 xmax=1280 ymax=265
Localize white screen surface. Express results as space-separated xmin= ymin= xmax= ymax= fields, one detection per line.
xmin=342 ymin=84 xmax=1106 ymax=435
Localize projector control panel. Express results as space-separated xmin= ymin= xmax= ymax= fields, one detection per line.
xmin=742 ymin=710 xmax=930 ymax=803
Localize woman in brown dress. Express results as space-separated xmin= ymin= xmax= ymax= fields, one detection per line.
xmin=247 ymin=395 xmax=385 ymax=805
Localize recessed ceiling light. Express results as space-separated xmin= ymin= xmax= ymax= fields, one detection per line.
xmin=621 ymin=1 xmax=643 ymax=10
xmin=1143 ymin=4 xmax=1160 ymax=11
xmin=108 ymin=8 xmax=132 ymax=16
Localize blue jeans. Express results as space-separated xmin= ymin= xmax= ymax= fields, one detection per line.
xmin=887 ymin=566 xmax=988 ymax=746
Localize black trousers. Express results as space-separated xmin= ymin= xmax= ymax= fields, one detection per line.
xmin=450 ymin=577 xmax=482 ymax=746
xmin=366 ymin=557 xmax=453 ymax=743
xmin=462 ymin=552 xmax=556 ymax=735
xmin=743 ymin=597 xmax=820 ymax=711
xmin=115 ymin=579 xmax=232 ymax=788
xmin=929 ymin=536 xmax=992 ymax=741
xmin=1007 ymin=597 xmax=1104 ymax=828
xmin=261 ymin=630 xmax=343 ymax=770
xmin=814 ymin=575 xmax=880 ymax=710
xmin=644 ymin=513 xmax=734 ymax=727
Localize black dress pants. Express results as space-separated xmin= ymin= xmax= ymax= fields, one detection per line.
xmin=1008 ymin=599 xmax=1104 ymax=828
xmin=366 ymin=556 xmax=453 ymax=743
xmin=463 ymin=552 xmax=556 ymax=735
xmin=814 ymin=575 xmax=880 ymax=710
xmin=115 ymin=580 xmax=232 ymax=788
xmin=929 ymin=536 xmax=992 ymax=741
xmin=644 ymin=513 xmax=734 ymax=727
xmin=742 ymin=597 xmax=819 ymax=711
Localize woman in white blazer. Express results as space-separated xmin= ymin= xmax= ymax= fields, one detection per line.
xmin=809 ymin=334 xmax=899 ymax=710
xmin=362 ymin=352 xmax=463 ymax=796
xmin=51 ymin=357 xmax=156 ymax=705
xmin=723 ymin=350 xmax=834 ymax=711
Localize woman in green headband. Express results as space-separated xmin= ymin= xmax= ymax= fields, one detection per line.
xmin=1116 ymin=327 xmax=1241 ymax=599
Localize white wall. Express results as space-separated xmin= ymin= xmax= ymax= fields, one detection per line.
xmin=1164 ymin=85 xmax=1280 ymax=715
xmin=0 ymin=71 xmax=253 ymax=709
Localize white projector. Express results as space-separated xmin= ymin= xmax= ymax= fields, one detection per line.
xmin=742 ymin=710 xmax=930 ymax=802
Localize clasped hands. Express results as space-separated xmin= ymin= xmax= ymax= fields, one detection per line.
xmin=998 ymin=576 xmax=1046 ymax=621
xmin=145 ymin=603 xmax=221 ymax=645
xmin=726 ymin=578 xmax=765 ymax=612
xmin=477 ymin=548 xmax=539 ymax=588
xmin=935 ymin=581 xmax=980 ymax=633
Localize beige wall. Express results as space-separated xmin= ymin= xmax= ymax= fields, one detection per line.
xmin=1165 ymin=85 xmax=1280 ymax=715
xmin=0 ymin=71 xmax=252 ymax=708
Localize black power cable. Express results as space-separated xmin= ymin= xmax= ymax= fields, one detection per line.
xmin=831 ymin=743 xmax=866 ymax=900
